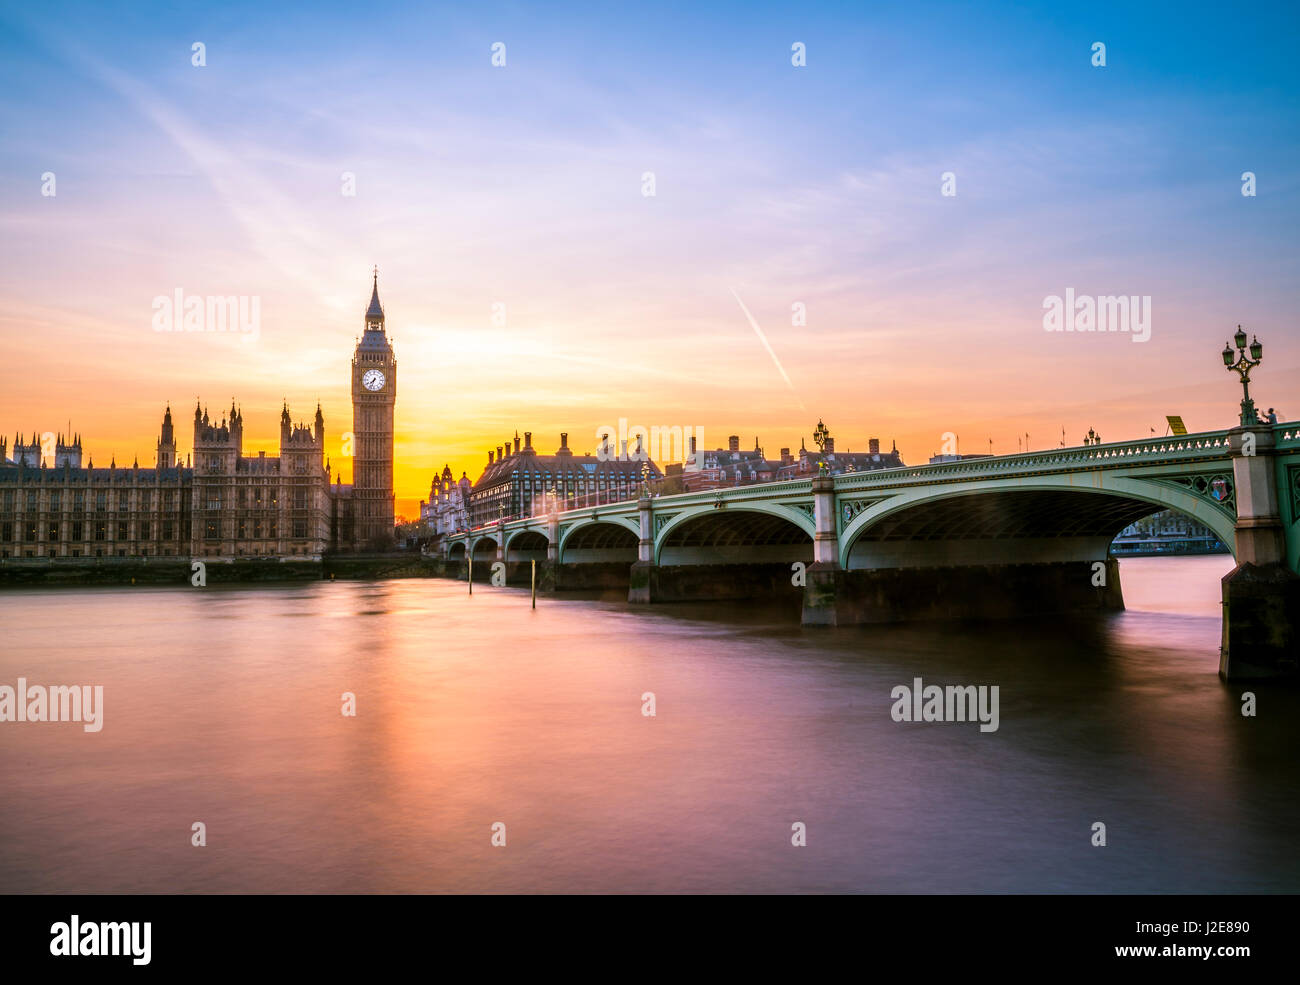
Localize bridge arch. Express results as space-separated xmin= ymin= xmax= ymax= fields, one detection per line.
xmin=654 ymin=503 xmax=814 ymax=565
xmin=558 ymin=518 xmax=640 ymax=563
xmin=469 ymin=534 xmax=499 ymax=559
xmin=839 ymin=474 xmax=1237 ymax=569
xmin=505 ymin=528 xmax=549 ymax=562
xmin=447 ymin=540 xmax=467 ymax=561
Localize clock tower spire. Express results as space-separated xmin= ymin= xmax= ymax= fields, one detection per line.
xmin=351 ymin=268 xmax=396 ymax=550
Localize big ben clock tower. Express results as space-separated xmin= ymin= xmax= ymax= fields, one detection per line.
xmin=351 ymin=268 xmax=396 ymax=550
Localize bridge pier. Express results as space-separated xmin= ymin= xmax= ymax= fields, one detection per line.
xmin=1220 ymin=425 xmax=1300 ymax=679
xmin=629 ymin=495 xmax=655 ymax=602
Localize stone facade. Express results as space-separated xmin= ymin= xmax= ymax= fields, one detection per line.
xmin=0 ymin=275 xmax=397 ymax=559
xmin=466 ymin=430 xmax=662 ymax=528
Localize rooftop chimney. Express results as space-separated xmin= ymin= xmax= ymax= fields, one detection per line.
xmin=524 ymin=431 xmax=532 ymax=450
xmin=780 ymin=447 xmax=792 ymax=465
xmin=824 ymin=437 xmax=835 ymax=455
xmin=869 ymin=438 xmax=880 ymax=455
xmin=728 ymin=435 xmax=740 ymax=453
xmin=513 ymin=435 xmax=520 ymax=454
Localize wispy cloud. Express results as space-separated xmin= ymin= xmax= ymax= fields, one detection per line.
xmin=729 ymin=287 xmax=805 ymax=411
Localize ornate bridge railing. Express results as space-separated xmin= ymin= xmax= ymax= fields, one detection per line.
xmin=833 ymin=429 xmax=1236 ymax=492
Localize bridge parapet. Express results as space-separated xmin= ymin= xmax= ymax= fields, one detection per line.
xmin=833 ymin=429 xmax=1236 ymax=493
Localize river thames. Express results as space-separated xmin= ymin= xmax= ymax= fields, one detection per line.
xmin=2 ymin=554 xmax=1297 ymax=893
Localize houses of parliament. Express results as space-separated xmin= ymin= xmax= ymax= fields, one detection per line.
xmin=0 ymin=274 xmax=397 ymax=559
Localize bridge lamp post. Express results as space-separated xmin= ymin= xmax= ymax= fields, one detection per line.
xmin=813 ymin=420 xmax=829 ymax=453
xmin=1222 ymin=326 xmax=1263 ymax=426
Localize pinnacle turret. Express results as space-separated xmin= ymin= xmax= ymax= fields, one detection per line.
xmin=365 ymin=267 xmax=384 ymax=322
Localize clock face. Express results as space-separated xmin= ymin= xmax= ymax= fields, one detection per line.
xmin=362 ymin=369 xmax=386 ymax=391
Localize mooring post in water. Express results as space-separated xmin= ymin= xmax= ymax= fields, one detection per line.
xmin=531 ymin=559 xmax=536 ymax=609
xmin=468 ymin=554 xmax=473 ymax=595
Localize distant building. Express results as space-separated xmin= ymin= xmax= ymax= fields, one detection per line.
xmin=0 ymin=402 xmax=331 ymax=559
xmin=775 ymin=432 xmax=904 ymax=480
xmin=679 ymin=435 xmax=782 ymax=491
xmin=0 ymin=274 xmax=399 ymax=559
xmin=421 ymin=465 xmax=471 ymax=535
xmin=189 ymin=400 xmax=333 ymax=556
xmin=1111 ymin=509 xmax=1229 ymax=555
xmin=466 ymin=431 xmax=661 ymax=528
xmin=669 ymin=427 xmax=905 ymax=491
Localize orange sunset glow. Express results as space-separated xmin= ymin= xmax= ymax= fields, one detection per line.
xmin=3 ymin=4 xmax=1298 ymax=519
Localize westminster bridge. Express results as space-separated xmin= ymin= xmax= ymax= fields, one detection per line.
xmin=444 ymin=420 xmax=1300 ymax=679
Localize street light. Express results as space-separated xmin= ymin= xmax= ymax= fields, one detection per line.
xmin=1222 ymin=326 xmax=1264 ymax=426
xmin=813 ymin=419 xmax=830 ymax=453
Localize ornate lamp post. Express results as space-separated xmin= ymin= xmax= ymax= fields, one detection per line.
xmin=812 ymin=419 xmax=831 ymax=475
xmin=813 ymin=419 xmax=829 ymax=453
xmin=1222 ymin=326 xmax=1264 ymax=426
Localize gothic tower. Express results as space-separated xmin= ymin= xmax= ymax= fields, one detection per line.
xmin=351 ymin=270 xmax=397 ymax=550
xmin=156 ymin=404 xmax=176 ymax=468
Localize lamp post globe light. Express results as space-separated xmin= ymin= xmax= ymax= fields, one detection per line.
xmin=1222 ymin=326 xmax=1264 ymax=426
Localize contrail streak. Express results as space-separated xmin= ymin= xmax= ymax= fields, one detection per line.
xmin=729 ymin=288 xmax=806 ymax=411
